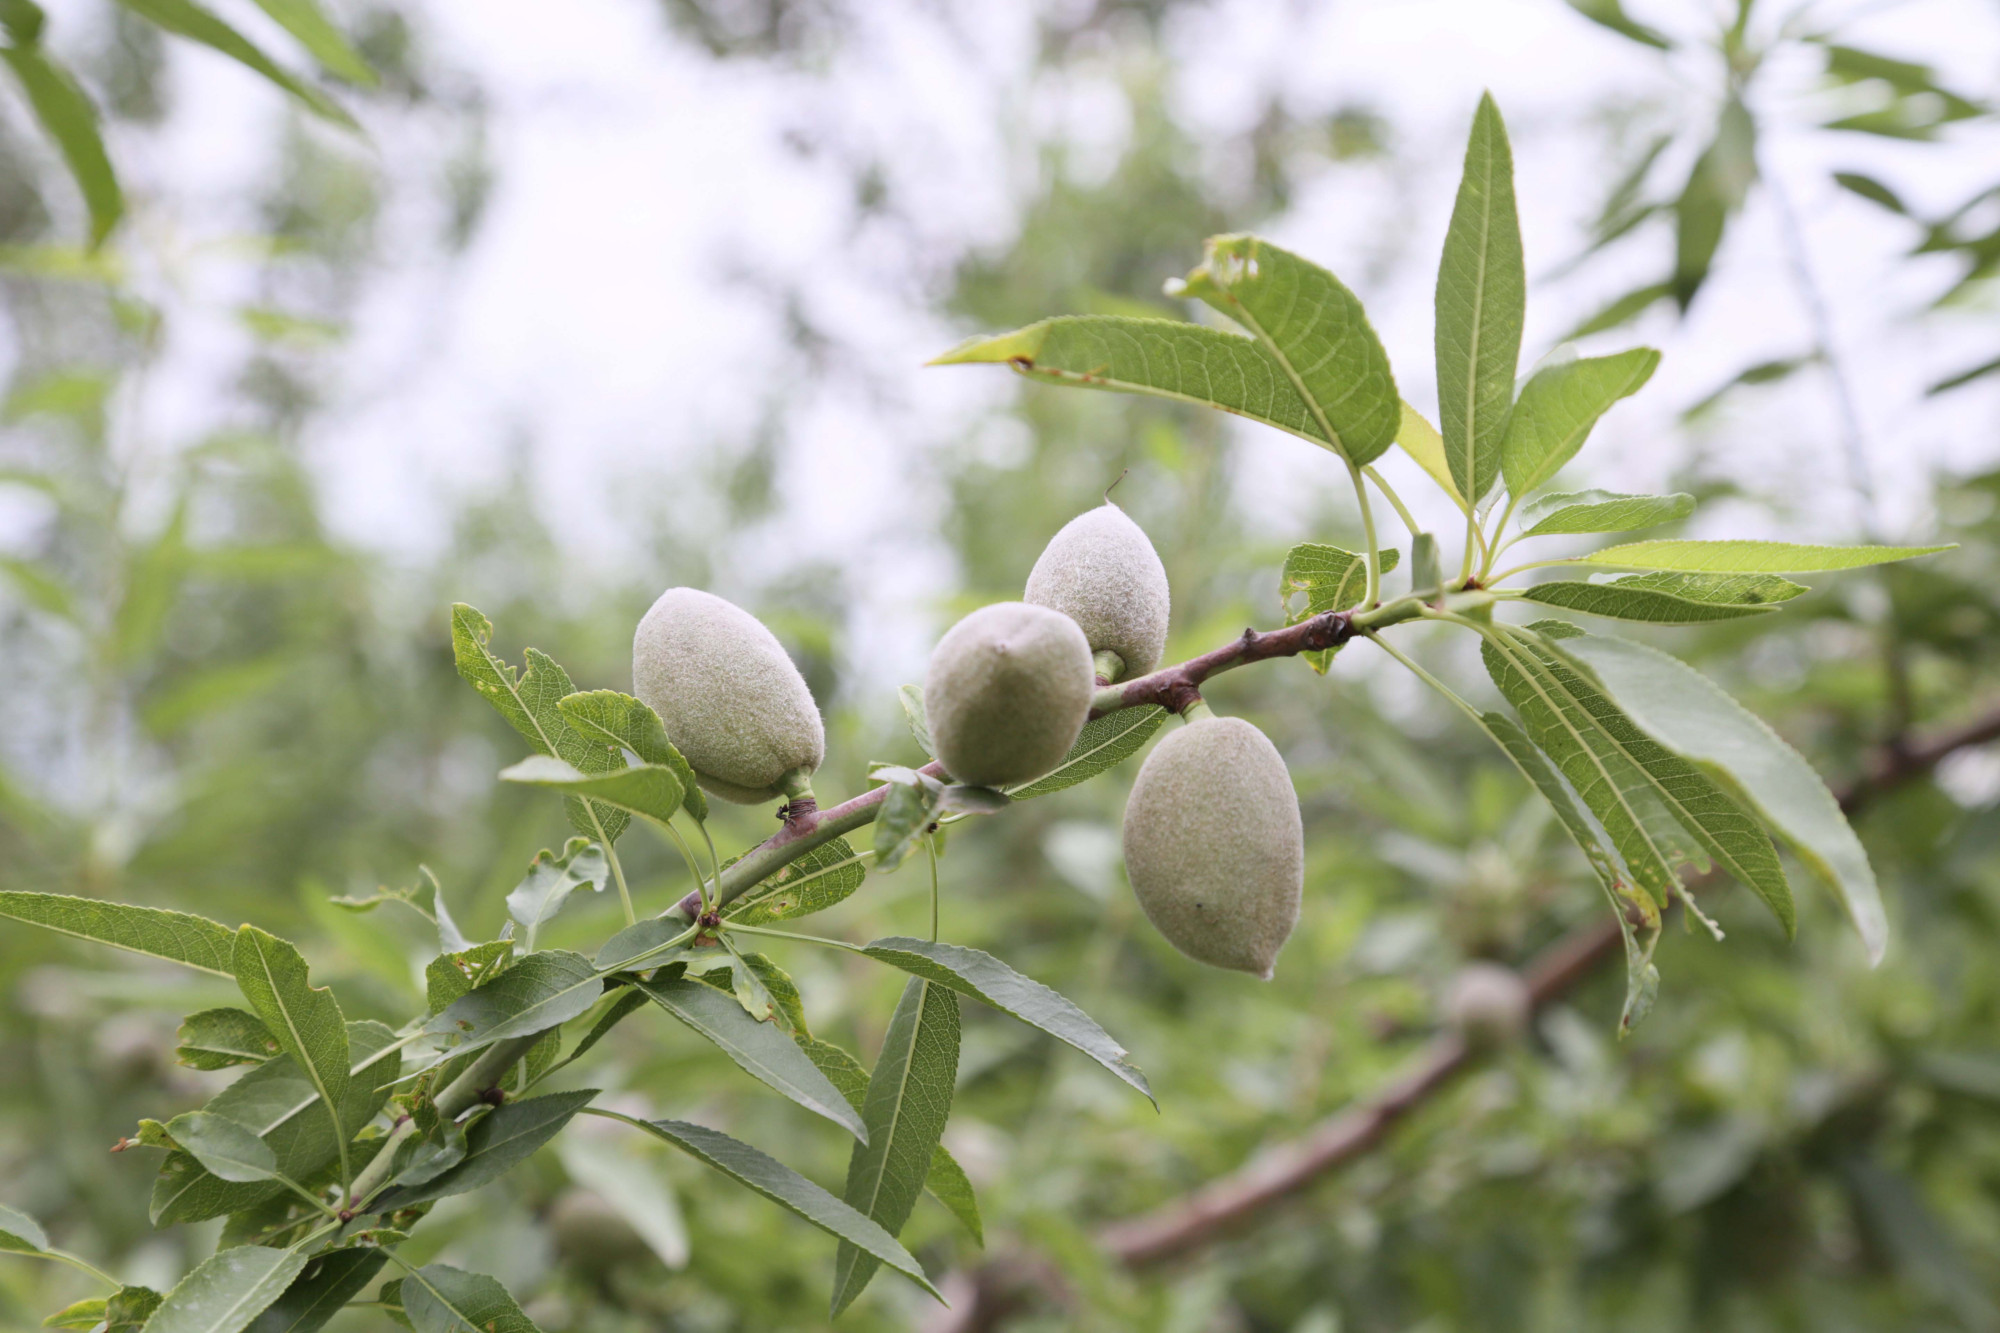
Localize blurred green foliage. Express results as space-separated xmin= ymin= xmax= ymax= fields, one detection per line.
xmin=1 ymin=2 xmax=1998 ymax=1331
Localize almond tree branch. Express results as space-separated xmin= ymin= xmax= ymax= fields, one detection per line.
xmin=922 ymin=699 xmax=2000 ymax=1332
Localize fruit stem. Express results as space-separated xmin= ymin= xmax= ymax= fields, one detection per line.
xmin=777 ymin=766 xmax=816 ymax=803
xmin=1180 ymin=698 xmax=1216 ymax=723
xmin=1093 ymin=649 xmax=1127 ymax=685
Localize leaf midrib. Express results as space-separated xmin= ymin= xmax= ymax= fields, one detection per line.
xmin=1457 ymin=122 xmax=1495 ymax=498
xmin=245 ymin=937 xmax=350 ymax=1190
xmin=840 ymin=979 xmax=929 ymax=1295
xmin=470 ymin=618 xmax=621 ymax=854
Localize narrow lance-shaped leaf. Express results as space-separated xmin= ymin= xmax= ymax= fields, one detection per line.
xmin=142 ymin=1245 xmax=310 ymax=1333
xmin=634 ymin=975 xmax=868 ymax=1141
xmin=0 ymin=43 xmax=122 ymax=247
xmin=930 ymin=316 xmax=1335 ymax=452
xmin=724 ymin=835 xmax=867 ymax=926
xmin=861 ymin=936 xmax=1152 ymax=1103
xmin=1519 ymin=571 xmax=1805 ymax=625
xmin=397 ymin=1264 xmax=541 ymax=1333
xmin=898 ymin=685 xmax=935 ymax=758
xmin=369 ymin=1090 xmax=597 ymax=1212
xmin=504 ymin=836 xmax=608 ymax=947
xmin=585 ymin=1110 xmax=941 ymax=1301
xmin=163 ymin=1112 xmax=279 ymax=1183
xmin=1569 ymin=539 xmax=1953 ymax=574
xmin=0 ymin=1202 xmax=47 ymax=1253
xmin=449 ymin=604 xmax=629 ymax=842
xmin=1499 ymin=351 xmax=1661 ymax=497
xmin=1558 ymin=633 xmax=1889 ymax=963
xmin=242 ymin=1249 xmax=386 ymax=1333
xmin=1517 ymin=490 xmax=1690 ymax=538
xmin=1005 ymin=706 xmax=1168 ymax=798
xmin=558 ymin=689 xmax=707 ymax=823
xmin=1674 ymin=96 xmax=1756 ymax=309
xmin=830 ymin=976 xmax=960 ymax=1316
xmin=0 ymin=891 xmax=237 ymax=976
xmin=112 ymin=0 xmax=356 ymax=128
xmin=424 ymin=950 xmax=604 ymax=1058
xmin=232 ymin=928 xmax=351 ymax=1183
xmin=1436 ymin=92 xmax=1526 ymax=502
xmin=500 ymin=755 xmax=683 ymax=830
xmin=1168 ymin=234 xmax=1400 ymax=465
xmin=177 ymin=1008 xmax=280 ymax=1069
xmin=1394 ymin=402 xmax=1467 ymax=512
xmin=248 ymin=0 xmax=374 ymax=85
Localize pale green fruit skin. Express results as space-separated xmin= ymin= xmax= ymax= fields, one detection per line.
xmin=1024 ymin=503 xmax=1171 ymax=677
xmin=1121 ymin=716 xmax=1303 ymax=979
xmin=924 ymin=601 xmax=1094 ymax=787
xmin=632 ymin=587 xmax=825 ymax=804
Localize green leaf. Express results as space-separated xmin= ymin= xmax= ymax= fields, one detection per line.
xmin=247 ymin=0 xmax=372 ymax=85
xmin=1518 ymin=490 xmax=1691 ymax=537
xmin=0 ymin=1202 xmax=47 ymax=1253
xmin=398 ymin=1265 xmax=540 ymax=1333
xmin=1565 ymin=0 xmax=1672 ymax=47
xmin=164 ymin=1112 xmax=279 ymax=1183
xmin=142 ymin=1245 xmax=310 ymax=1333
xmin=898 ymin=685 xmax=934 ymax=758
xmin=796 ymin=1039 xmax=975 ymax=1237
xmin=860 ymin=936 xmax=1152 ymax=1103
xmin=178 ymin=1007 xmax=280 ymax=1070
xmin=554 ymin=987 xmax=650 ymax=1071
xmin=504 ymin=836 xmax=608 ymax=948
xmin=1169 ymin=234 xmax=1400 ymax=465
xmin=923 ymin=1143 xmax=983 ymax=1247
xmin=592 ymin=919 xmax=695 ymax=973
xmin=1560 ymin=281 xmax=1673 ymax=342
xmin=634 ymin=976 xmax=867 ymax=1141
xmin=232 ymin=928 xmax=351 ymax=1182
xmin=370 ymin=1090 xmax=597 ymax=1212
xmin=152 ymin=1022 xmax=401 ymax=1224
xmin=1392 ymin=402 xmax=1468 ymax=512
xmin=111 ymin=0 xmax=355 ymax=127
xmin=1436 ymin=92 xmax=1526 ymax=503
xmin=424 ymin=940 xmax=511 ymax=1015
xmin=1518 ymin=572 xmax=1805 ymax=625
xmin=830 ymin=976 xmax=960 ymax=1316
xmin=585 ymin=1111 xmax=940 ymax=1300
xmin=555 ymin=1135 xmax=689 ymax=1270
xmin=557 ymin=689 xmax=707 ymax=823
xmin=724 ymin=835 xmax=867 ymax=926
xmin=1673 ymin=97 xmax=1756 ymax=308
xmin=386 ymin=1116 xmax=465 ymax=1189
xmin=1004 ymin=706 xmax=1169 ymax=798
xmin=449 ymin=605 xmax=629 ymax=844
xmin=102 ymin=1287 xmax=161 ymax=1333
xmin=0 ymin=891 xmax=237 ymax=976
xmin=1278 ymin=545 xmax=1400 ymax=673
xmin=1572 ymin=540 xmax=1953 ymax=573
xmin=1559 ymin=634 xmax=1888 ymax=963
xmin=1499 ymin=351 xmax=1661 ymax=497
xmin=872 ymin=768 xmax=943 ymax=872
xmin=42 ymin=1297 xmax=107 ymax=1329
xmin=499 ymin=754 xmax=684 ymax=829
xmin=424 ymin=950 xmax=604 ymax=1058
xmin=0 ymin=45 xmax=121 ymax=247
xmin=739 ymin=951 xmax=808 ymax=1034
xmin=242 ymin=1250 xmax=385 ymax=1333
xmin=930 ymin=316 xmax=1335 ymax=453
xmin=1481 ymin=624 xmax=1794 ymax=932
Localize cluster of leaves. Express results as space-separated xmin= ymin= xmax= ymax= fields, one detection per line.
xmin=939 ymin=93 xmax=1947 ymax=1030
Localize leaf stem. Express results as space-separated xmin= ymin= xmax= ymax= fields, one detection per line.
xmin=1346 ymin=459 xmax=1383 ymax=607
xmin=659 ymin=822 xmax=711 ymax=916
xmin=1363 ymin=465 xmax=1423 ymax=542
xmin=1479 ymin=492 xmax=1522 ymax=582
xmin=925 ymin=837 xmax=939 ymax=943
xmin=1367 ymin=631 xmax=1489 ymax=727
xmin=26 ymin=1249 xmax=121 ymax=1289
xmin=721 ymin=921 xmax=869 ymax=956
xmin=603 ymin=843 xmax=637 ymax=928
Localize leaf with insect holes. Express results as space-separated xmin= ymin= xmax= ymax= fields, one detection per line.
xmin=872 ymin=767 xmax=943 ymax=872
xmin=1499 ymin=350 xmax=1660 ymax=497
xmin=586 ymin=1111 xmax=940 ymax=1300
xmin=1436 ymin=93 xmax=1525 ymax=503
xmin=557 ymin=689 xmax=707 ymax=823
xmin=1559 ymin=633 xmax=1888 ymax=963
xmin=931 ymin=316 xmax=1335 ymax=451
xmin=1518 ymin=490 xmax=1691 ymax=537
xmin=450 ymin=604 xmax=630 ymax=843
xmin=176 ymin=1008 xmax=280 ymax=1070
xmin=141 ymin=1244 xmax=310 ymax=1333
xmin=500 ymin=755 xmax=684 ymax=829
xmin=425 ymin=940 xmax=512 ymax=1015
xmin=724 ymin=835 xmax=868 ymax=926
xmin=830 ymin=976 xmax=960 ymax=1316
xmin=0 ymin=891 xmax=237 ymax=976
xmin=1279 ymin=544 xmax=1401 ymax=674
xmin=861 ymin=936 xmax=1152 ymax=1103
xmin=1569 ymin=540 xmax=1953 ymax=574
xmin=1005 ymin=707 xmax=1168 ymax=798
xmin=1169 ymin=235 xmax=1401 ymax=465
xmin=1520 ymin=571 xmax=1805 ymax=625
xmin=635 ymin=976 xmax=867 ymax=1141
xmin=1481 ymin=622 xmax=1794 ymax=933
xmin=505 ymin=837 xmax=609 ymax=945
xmin=898 ymin=685 xmax=935 ymax=758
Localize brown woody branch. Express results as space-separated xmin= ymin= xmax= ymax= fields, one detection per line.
xmin=924 ymin=701 xmax=2000 ymax=1332
xmin=1088 ymin=609 xmax=1361 ymax=717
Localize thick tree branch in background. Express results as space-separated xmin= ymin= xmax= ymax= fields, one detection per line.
xmin=923 ymin=699 xmax=2000 ymax=1333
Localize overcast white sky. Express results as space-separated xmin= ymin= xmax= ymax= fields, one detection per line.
xmin=47 ymin=0 xmax=2000 ymax=687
